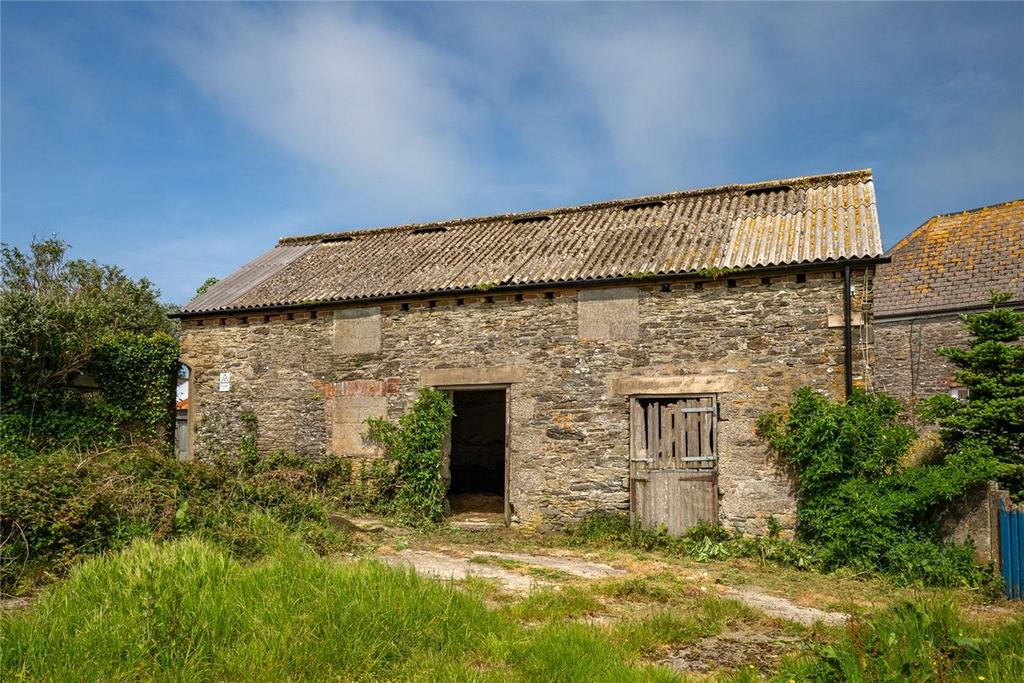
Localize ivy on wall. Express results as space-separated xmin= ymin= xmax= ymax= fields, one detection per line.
xmin=757 ymin=390 xmax=1005 ymax=587
xmin=1 ymin=237 xmax=180 ymax=454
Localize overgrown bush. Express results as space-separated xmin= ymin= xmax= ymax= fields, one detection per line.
xmin=1 ymin=237 xmax=179 ymax=453
xmin=757 ymin=389 xmax=1005 ymax=587
xmin=364 ymin=387 xmax=454 ymax=525
xmin=0 ymin=447 xmax=354 ymax=595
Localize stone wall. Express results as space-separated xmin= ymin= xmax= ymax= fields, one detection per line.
xmin=939 ymin=484 xmax=1010 ymax=565
xmin=873 ymin=314 xmax=970 ymax=407
xmin=181 ymin=269 xmax=872 ymax=533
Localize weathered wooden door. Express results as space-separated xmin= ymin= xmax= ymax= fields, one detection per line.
xmin=630 ymin=396 xmax=718 ymax=535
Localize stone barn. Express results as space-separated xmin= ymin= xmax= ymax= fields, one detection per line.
xmin=874 ymin=200 xmax=1023 ymax=407
xmin=177 ymin=169 xmax=886 ymax=534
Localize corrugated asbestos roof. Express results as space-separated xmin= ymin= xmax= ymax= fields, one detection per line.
xmin=183 ymin=169 xmax=884 ymax=314
xmin=875 ymin=199 xmax=1023 ymax=318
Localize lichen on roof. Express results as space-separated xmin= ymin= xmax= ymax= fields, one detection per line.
xmin=875 ymin=199 xmax=1024 ymax=318
xmin=184 ymin=168 xmax=884 ymax=315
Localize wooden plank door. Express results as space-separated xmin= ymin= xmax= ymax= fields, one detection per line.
xmin=631 ymin=396 xmax=718 ymax=535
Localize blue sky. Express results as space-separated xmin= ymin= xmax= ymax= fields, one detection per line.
xmin=3 ymin=2 xmax=1022 ymax=304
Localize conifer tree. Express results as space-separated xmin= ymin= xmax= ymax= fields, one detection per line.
xmin=923 ymin=292 xmax=1024 ymax=495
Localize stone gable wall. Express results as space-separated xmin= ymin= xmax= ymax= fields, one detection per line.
xmin=181 ymin=270 xmax=871 ymax=533
xmin=873 ymin=315 xmax=971 ymax=408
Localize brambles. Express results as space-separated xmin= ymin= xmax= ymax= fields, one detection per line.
xmin=0 ymin=446 xmax=353 ymax=595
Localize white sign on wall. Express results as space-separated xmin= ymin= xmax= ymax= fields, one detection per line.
xmin=218 ymin=373 xmax=231 ymax=392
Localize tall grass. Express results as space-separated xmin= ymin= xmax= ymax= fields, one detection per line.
xmin=765 ymin=599 xmax=1024 ymax=683
xmin=4 ymin=528 xmax=1021 ymax=682
xmin=0 ymin=530 xmax=672 ymax=682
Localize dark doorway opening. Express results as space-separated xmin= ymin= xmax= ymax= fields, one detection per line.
xmin=448 ymin=388 xmax=506 ymax=517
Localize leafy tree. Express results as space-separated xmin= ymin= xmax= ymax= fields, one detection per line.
xmin=195 ymin=277 xmax=219 ymax=297
xmin=922 ymin=293 xmax=1024 ymax=495
xmin=1 ymin=237 xmax=177 ymax=452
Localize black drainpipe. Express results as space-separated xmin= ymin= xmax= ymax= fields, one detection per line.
xmin=843 ymin=264 xmax=854 ymax=400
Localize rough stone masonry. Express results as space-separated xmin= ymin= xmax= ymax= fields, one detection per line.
xmin=181 ymin=270 xmax=872 ymax=534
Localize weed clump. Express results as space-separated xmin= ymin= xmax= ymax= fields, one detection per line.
xmin=776 ymin=599 xmax=1024 ymax=682
xmin=571 ymin=513 xmax=818 ymax=571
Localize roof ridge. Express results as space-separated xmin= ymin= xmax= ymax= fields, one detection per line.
xmin=278 ymin=168 xmax=873 ymax=246
xmin=886 ymin=197 xmax=1024 ymax=255
xmin=930 ymin=197 xmax=1024 ymax=220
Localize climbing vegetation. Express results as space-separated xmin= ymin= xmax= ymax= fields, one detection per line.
xmin=757 ymin=388 xmax=1006 ymax=587
xmin=364 ymin=388 xmax=455 ymax=525
xmin=755 ymin=299 xmax=1024 ymax=587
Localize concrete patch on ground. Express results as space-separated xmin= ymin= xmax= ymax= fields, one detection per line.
xmin=471 ymin=550 xmax=627 ymax=579
xmin=724 ymin=585 xmax=849 ymax=626
xmin=378 ymin=548 xmax=627 ymax=592
xmin=661 ymin=629 xmax=803 ymax=675
xmin=379 ymin=549 xmax=545 ymax=592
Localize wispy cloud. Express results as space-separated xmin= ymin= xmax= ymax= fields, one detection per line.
xmin=157 ymin=4 xmax=769 ymax=210
xmin=3 ymin=1 xmax=1021 ymax=302
xmin=160 ymin=5 xmax=485 ymax=214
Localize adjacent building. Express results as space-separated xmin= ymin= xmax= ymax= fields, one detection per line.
xmin=177 ymin=169 xmax=885 ymax=533
xmin=874 ymin=200 xmax=1023 ymax=406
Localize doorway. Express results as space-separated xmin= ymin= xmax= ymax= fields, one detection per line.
xmin=630 ymin=395 xmax=719 ymax=535
xmin=447 ymin=388 xmax=507 ymax=523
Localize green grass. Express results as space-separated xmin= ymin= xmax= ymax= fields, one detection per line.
xmin=4 ymin=531 xmax=1022 ymax=683
xmin=526 ymin=566 xmax=575 ymax=581
xmin=768 ymin=599 xmax=1024 ymax=683
xmin=0 ymin=535 xmax=672 ymax=682
xmin=503 ymin=586 xmax=603 ymax=623
xmin=611 ymin=612 xmax=712 ymax=655
xmin=469 ymin=555 xmax=526 ymax=570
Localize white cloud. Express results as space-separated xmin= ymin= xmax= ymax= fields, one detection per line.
xmin=160 ymin=5 xmax=484 ymax=213
xmin=155 ymin=2 xmax=1022 ymax=235
xmin=549 ymin=12 xmax=759 ymax=186
xmin=157 ymin=4 xmax=769 ymax=210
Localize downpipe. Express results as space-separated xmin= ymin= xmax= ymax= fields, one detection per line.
xmin=843 ymin=264 xmax=854 ymax=400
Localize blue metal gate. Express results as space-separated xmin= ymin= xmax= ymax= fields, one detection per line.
xmin=999 ymin=498 xmax=1023 ymax=600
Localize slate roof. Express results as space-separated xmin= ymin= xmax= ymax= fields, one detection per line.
xmin=182 ymin=169 xmax=884 ymax=314
xmin=874 ymin=200 xmax=1024 ymax=318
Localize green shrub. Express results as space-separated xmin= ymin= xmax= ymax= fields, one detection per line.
xmin=1 ymin=237 xmax=179 ymax=452
xmin=364 ymin=387 xmax=454 ymax=525
xmin=571 ymin=512 xmax=819 ymax=571
xmin=921 ymin=293 xmax=1024 ymax=496
xmin=0 ymin=447 xmax=353 ymax=594
xmin=757 ymin=389 xmax=1004 ymax=587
